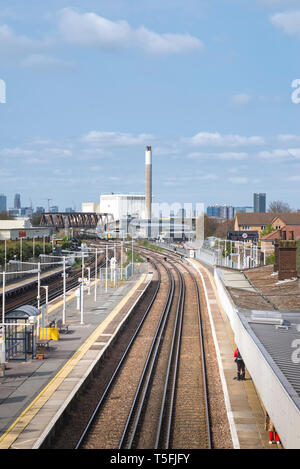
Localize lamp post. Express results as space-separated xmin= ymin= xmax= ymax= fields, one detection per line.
xmin=37 ymin=261 xmax=41 ymax=309
xmin=2 ymin=271 xmax=5 ymax=331
xmin=4 ymin=240 xmax=7 ymax=272
xmin=94 ymin=248 xmax=97 ymax=301
xmin=132 ymin=238 xmax=134 ymax=274
xmin=63 ymin=256 xmax=66 ymax=323
xmin=40 ymin=254 xmax=71 ymax=324
xmin=106 ymin=244 xmax=108 ymax=293
xmin=86 ymin=267 xmax=91 ymax=295
xmin=41 ymin=285 xmax=49 ymax=315
xmin=121 ymin=241 xmax=123 ymax=280
xmin=9 ymin=260 xmax=42 ymax=309
xmin=80 ymin=278 xmax=84 ymax=325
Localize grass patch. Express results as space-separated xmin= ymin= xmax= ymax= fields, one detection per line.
xmin=137 ymin=239 xmax=163 ymax=252
xmin=123 ymin=249 xmax=145 ymax=267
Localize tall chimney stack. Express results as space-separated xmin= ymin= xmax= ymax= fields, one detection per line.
xmin=145 ymin=145 xmax=152 ymax=221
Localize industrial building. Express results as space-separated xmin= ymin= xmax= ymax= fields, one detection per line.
xmin=0 ymin=218 xmax=51 ymax=240
xmin=81 ymin=145 xmax=200 ymax=240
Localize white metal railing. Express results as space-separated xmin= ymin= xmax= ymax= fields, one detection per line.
xmin=196 ymin=242 xmax=265 ymax=270
xmin=99 ymin=262 xmax=148 ymax=289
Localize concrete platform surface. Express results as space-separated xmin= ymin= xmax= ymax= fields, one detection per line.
xmin=0 ymin=272 xmax=150 ymax=449
xmin=189 ymin=259 xmax=279 ymax=450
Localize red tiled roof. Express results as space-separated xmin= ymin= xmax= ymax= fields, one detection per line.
xmin=235 ymin=212 xmax=277 ymax=225
xmin=272 ymin=213 xmax=300 ymax=225
xmin=261 ymin=229 xmax=281 ymax=241
xmin=281 ymin=226 xmax=300 ymax=239
xmin=261 ymin=225 xmax=300 ymax=241
xmin=236 ymin=212 xmax=300 ymax=226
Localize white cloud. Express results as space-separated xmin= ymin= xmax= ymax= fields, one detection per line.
xmin=228 ymin=177 xmax=248 ymax=184
xmin=0 ymin=24 xmax=45 ymax=59
xmin=231 ymin=93 xmax=251 ymax=105
xmin=135 ymin=26 xmax=204 ymax=54
xmin=277 ymin=134 xmax=300 ymax=144
xmin=58 ymin=8 xmax=132 ymax=49
xmin=164 ymin=173 xmax=219 ymax=186
xmin=81 ymin=130 xmax=154 ymax=146
xmin=0 ymin=147 xmax=36 ymax=157
xmin=184 ymin=132 xmax=265 ymax=147
xmin=187 ymin=151 xmax=248 ymax=160
xmin=58 ymin=8 xmax=203 ymax=54
xmin=0 ymin=144 xmax=73 ymax=160
xmin=21 ymin=54 xmax=75 ymax=72
xmin=259 ymin=0 xmax=299 ymax=8
xmin=258 ymin=148 xmax=300 ymax=159
xmin=271 ymin=10 xmax=300 ymax=37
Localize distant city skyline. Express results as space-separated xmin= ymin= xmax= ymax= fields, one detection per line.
xmin=254 ymin=193 xmax=267 ymax=213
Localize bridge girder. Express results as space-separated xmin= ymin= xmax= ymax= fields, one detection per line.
xmin=39 ymin=212 xmax=113 ymax=229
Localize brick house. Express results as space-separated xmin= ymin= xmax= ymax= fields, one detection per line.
xmin=234 ymin=212 xmax=300 ymax=239
xmin=234 ymin=212 xmax=278 ymax=238
xmin=261 ymin=225 xmax=300 ymax=255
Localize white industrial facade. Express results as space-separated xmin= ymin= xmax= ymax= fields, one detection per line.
xmin=0 ymin=219 xmax=51 ymax=240
xmin=99 ymin=194 xmax=146 ymax=221
xmin=81 ymin=202 xmax=100 ymax=213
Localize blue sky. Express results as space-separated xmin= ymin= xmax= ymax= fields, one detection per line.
xmin=1 ymin=0 xmax=300 ymax=211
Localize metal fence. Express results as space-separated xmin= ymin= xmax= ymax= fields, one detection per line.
xmin=99 ymin=262 xmax=148 ymax=287
xmin=196 ymin=243 xmax=265 ymax=269
xmin=0 ymin=256 xmax=61 ymax=286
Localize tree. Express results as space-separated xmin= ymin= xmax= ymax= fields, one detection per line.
xmin=204 ymin=215 xmax=219 ymax=238
xmin=268 ymin=200 xmax=292 ymax=213
xmin=260 ymin=224 xmax=276 ymax=238
xmin=214 ymin=219 xmax=234 ymax=239
xmin=0 ymin=212 xmax=13 ymax=220
xmin=30 ymin=214 xmax=42 ymax=226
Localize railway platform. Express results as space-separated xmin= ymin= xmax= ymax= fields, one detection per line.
xmin=0 ymin=270 xmax=152 ymax=449
xmin=0 ymin=264 xmax=71 ymax=296
xmin=188 ymin=259 xmax=275 ymax=450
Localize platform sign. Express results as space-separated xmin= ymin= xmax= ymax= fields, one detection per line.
xmin=19 ymin=231 xmax=26 ymax=238
xmin=227 ymin=230 xmax=258 ymax=242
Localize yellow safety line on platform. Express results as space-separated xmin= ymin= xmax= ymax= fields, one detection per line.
xmin=0 ymin=274 xmax=147 ymax=449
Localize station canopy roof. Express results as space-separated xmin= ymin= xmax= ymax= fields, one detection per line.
xmin=6 ymin=305 xmax=40 ymax=319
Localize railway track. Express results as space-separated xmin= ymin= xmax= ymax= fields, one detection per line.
xmin=54 ymin=248 xmax=213 ymax=449
xmin=3 ymin=252 xmax=110 ymax=315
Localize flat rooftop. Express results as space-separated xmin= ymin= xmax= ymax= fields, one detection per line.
xmin=222 ymin=265 xmax=300 ymax=311
xmin=245 ymin=265 xmax=300 ymax=311
xmin=217 ymin=265 xmax=300 ymax=415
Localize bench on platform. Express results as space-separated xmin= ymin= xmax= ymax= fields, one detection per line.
xmin=56 ymin=319 xmax=69 ymax=334
xmin=36 ymin=339 xmax=51 ymax=351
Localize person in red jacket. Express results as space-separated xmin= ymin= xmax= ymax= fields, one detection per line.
xmin=234 ymin=348 xmax=245 ymax=381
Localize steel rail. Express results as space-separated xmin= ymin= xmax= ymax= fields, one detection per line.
xmin=4 ymin=253 xmax=105 ymax=314
xmin=189 ymin=267 xmax=212 ymax=448
xmin=118 ymin=258 xmax=176 ymax=449
xmin=154 ymin=261 xmax=185 ymax=449
xmin=135 ymin=247 xmax=212 ymax=448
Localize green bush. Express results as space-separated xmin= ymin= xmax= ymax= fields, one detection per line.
xmin=0 ymin=240 xmax=52 ymax=267
xmin=266 ymin=253 xmax=275 ymax=265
